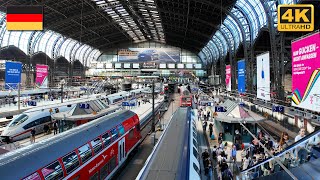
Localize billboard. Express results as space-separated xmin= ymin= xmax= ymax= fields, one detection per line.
xmin=238 ymin=60 xmax=246 ymax=93
xmin=35 ymin=64 xmax=48 ymax=88
xmin=291 ymin=32 xmax=320 ymax=111
xmin=257 ymin=52 xmax=271 ymax=101
xmin=118 ymin=48 xmax=180 ymax=63
xmin=226 ymin=65 xmax=231 ymax=91
xmin=5 ymin=61 xmax=22 ymax=90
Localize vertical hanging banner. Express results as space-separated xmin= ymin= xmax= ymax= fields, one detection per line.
xmin=291 ymin=32 xmax=320 ymax=112
xmin=257 ymin=52 xmax=271 ymax=101
xmin=6 ymin=6 xmax=43 ymax=30
xmin=226 ymin=65 xmax=231 ymax=92
xmin=36 ymin=64 xmax=48 ymax=88
xmin=238 ymin=60 xmax=246 ymax=93
xmin=5 ymin=61 xmax=22 ymax=90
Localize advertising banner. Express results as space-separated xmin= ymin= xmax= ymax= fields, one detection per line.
xmin=257 ymin=52 xmax=271 ymax=101
xmin=238 ymin=60 xmax=246 ymax=93
xmin=118 ymin=48 xmax=180 ymax=63
xmin=291 ymin=32 xmax=320 ymax=111
xmin=226 ymin=65 xmax=231 ymax=91
xmin=35 ymin=64 xmax=48 ymax=88
xmin=5 ymin=61 xmax=22 ymax=90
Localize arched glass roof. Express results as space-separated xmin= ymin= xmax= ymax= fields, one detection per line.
xmin=199 ymin=0 xmax=268 ymax=63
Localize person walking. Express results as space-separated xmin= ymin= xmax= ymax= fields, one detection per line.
xmin=202 ymin=149 xmax=210 ymax=167
xmin=209 ymin=123 xmax=213 ymax=137
xmin=203 ymin=121 xmax=208 ymax=133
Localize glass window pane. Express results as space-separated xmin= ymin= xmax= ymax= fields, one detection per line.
xmin=62 ymin=151 xmax=80 ymax=175
xmin=91 ymin=137 xmax=103 ymax=154
xmin=41 ymin=161 xmax=64 ymax=180
xmin=78 ymin=143 xmax=92 ymax=163
xmin=102 ymin=132 xmax=112 ymax=147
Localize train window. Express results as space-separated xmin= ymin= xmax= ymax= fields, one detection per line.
xmin=109 ymin=157 xmax=117 ymax=173
xmin=193 ymin=163 xmax=200 ymax=176
xmin=111 ymin=128 xmax=118 ymax=141
xmin=102 ymin=132 xmax=111 ymax=148
xmin=128 ymin=129 xmax=134 ymax=140
xmin=78 ymin=143 xmax=92 ymax=164
xmin=193 ymin=131 xmax=197 ymax=138
xmin=100 ymin=162 xmax=109 ymax=179
xmin=22 ymin=172 xmax=41 ymax=180
xmin=8 ymin=114 xmax=28 ymax=127
xmin=118 ymin=125 xmax=125 ymax=136
xmin=193 ymin=147 xmax=199 ymax=159
xmin=91 ymin=137 xmax=103 ymax=155
xmin=41 ymin=161 xmax=64 ymax=180
xmin=90 ymin=172 xmax=99 ymax=180
xmin=62 ymin=151 xmax=80 ymax=175
xmin=193 ymin=139 xmax=198 ymax=147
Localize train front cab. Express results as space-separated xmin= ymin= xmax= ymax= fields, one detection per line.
xmin=180 ymin=95 xmax=192 ymax=107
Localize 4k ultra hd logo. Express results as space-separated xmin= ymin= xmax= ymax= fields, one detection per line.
xmin=278 ymin=4 xmax=314 ymax=32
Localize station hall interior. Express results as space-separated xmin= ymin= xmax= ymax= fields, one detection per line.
xmin=0 ymin=0 xmax=319 ymax=180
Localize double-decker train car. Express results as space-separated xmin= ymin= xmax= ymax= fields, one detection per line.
xmin=179 ymin=86 xmax=193 ymax=107
xmin=0 ymin=110 xmax=141 ymax=180
xmin=136 ymin=107 xmax=201 ymax=180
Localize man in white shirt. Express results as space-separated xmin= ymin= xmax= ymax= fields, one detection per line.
xmin=295 ymin=128 xmax=306 ymax=142
xmin=295 ymin=127 xmax=308 ymax=164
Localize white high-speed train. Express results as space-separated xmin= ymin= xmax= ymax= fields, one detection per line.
xmin=1 ymin=103 xmax=75 ymax=142
xmin=1 ymin=88 xmax=149 ymax=142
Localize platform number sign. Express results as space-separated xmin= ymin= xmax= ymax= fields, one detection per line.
xmin=215 ymin=106 xmax=226 ymax=112
xmin=278 ymin=4 xmax=314 ymax=32
xmin=79 ymin=103 xmax=90 ymax=109
xmin=272 ymin=105 xmax=284 ymax=113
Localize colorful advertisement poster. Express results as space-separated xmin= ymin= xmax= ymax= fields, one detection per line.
xmin=291 ymin=32 xmax=320 ymax=112
xmin=35 ymin=64 xmax=48 ymax=88
xmin=238 ymin=60 xmax=246 ymax=93
xmin=5 ymin=61 xmax=22 ymax=90
xmin=118 ymin=48 xmax=180 ymax=63
xmin=257 ymin=52 xmax=270 ymax=101
xmin=226 ymin=65 xmax=231 ymax=91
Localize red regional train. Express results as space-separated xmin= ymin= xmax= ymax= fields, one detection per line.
xmin=179 ymin=86 xmax=192 ymax=107
xmin=0 ymin=110 xmax=141 ymax=180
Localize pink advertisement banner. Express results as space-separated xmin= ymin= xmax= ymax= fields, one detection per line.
xmin=291 ymin=32 xmax=320 ymax=111
xmin=226 ymin=65 xmax=231 ymax=91
xmin=36 ymin=64 xmax=48 ymax=88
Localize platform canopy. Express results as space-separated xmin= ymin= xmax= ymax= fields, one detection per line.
xmin=215 ymin=99 xmax=265 ymax=123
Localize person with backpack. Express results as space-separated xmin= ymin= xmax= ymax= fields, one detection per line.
xmin=202 ymin=149 xmax=210 ymax=167
xmin=222 ymin=167 xmax=233 ymax=180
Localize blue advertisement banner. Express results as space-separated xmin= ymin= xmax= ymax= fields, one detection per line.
xmin=118 ymin=48 xmax=180 ymax=63
xmin=5 ymin=61 xmax=22 ymax=90
xmin=238 ymin=60 xmax=246 ymax=93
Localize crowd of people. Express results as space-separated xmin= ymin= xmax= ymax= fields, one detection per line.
xmin=240 ymin=127 xmax=320 ymax=178
xmin=199 ymin=106 xmax=236 ymax=180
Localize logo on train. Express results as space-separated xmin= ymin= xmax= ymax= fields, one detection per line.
xmin=278 ymin=4 xmax=314 ymax=32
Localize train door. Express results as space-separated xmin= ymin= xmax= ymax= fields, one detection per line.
xmin=118 ymin=138 xmax=126 ymax=164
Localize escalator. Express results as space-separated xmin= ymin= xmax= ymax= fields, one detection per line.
xmin=237 ymin=129 xmax=320 ymax=180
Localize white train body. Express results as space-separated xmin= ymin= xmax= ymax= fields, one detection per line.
xmin=1 ymin=105 xmax=74 ymax=141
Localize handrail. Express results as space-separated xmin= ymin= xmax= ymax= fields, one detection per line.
xmin=240 ymin=129 xmax=320 ymax=173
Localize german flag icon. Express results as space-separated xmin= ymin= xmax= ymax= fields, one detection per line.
xmin=6 ymin=6 xmax=43 ymax=31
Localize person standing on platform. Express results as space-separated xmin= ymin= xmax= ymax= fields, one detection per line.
xmin=209 ymin=123 xmax=213 ymax=137
xmin=30 ymin=128 xmax=36 ymax=143
xmin=231 ymin=145 xmax=237 ymax=162
xmin=53 ymin=121 xmax=58 ymax=135
xmin=202 ymin=149 xmax=210 ymax=167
